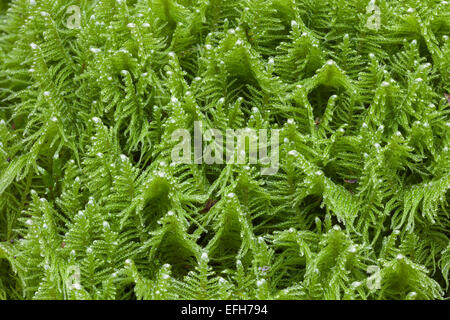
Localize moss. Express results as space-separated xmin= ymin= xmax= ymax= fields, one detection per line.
xmin=0 ymin=0 xmax=448 ymax=300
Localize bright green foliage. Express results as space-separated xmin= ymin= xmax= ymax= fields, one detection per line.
xmin=0 ymin=0 xmax=449 ymax=300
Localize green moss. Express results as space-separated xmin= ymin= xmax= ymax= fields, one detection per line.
xmin=0 ymin=0 xmax=449 ymax=300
